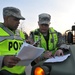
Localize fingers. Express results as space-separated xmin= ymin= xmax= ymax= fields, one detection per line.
xmin=6 ymin=61 xmax=16 ymax=67
xmin=13 ymin=56 xmax=21 ymax=61
xmin=3 ymin=55 xmax=20 ymax=67
xmin=54 ymin=50 xmax=64 ymax=56
xmin=44 ymin=51 xmax=52 ymax=58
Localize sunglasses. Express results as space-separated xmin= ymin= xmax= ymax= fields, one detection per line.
xmin=40 ymin=24 xmax=49 ymax=27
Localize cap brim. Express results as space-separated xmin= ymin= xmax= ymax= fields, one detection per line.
xmin=39 ymin=21 xmax=50 ymax=25
xmin=16 ymin=15 xmax=25 ymax=20
xmin=12 ymin=14 xmax=25 ymax=20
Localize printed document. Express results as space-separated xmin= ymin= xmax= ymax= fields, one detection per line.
xmin=44 ymin=54 xmax=70 ymax=63
xmin=16 ymin=42 xmax=44 ymax=66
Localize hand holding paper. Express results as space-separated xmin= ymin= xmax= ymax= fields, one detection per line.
xmin=16 ymin=42 xmax=44 ymax=66
xmin=44 ymin=54 xmax=70 ymax=63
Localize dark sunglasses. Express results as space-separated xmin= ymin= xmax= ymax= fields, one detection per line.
xmin=40 ymin=24 xmax=49 ymax=26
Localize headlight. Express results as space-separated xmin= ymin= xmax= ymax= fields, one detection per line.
xmin=34 ymin=66 xmax=45 ymax=75
xmin=31 ymin=64 xmax=51 ymax=75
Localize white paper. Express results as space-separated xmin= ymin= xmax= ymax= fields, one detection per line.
xmin=16 ymin=42 xmax=44 ymax=66
xmin=44 ymin=54 xmax=70 ymax=63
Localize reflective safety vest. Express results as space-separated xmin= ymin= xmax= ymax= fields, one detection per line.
xmin=32 ymin=27 xmax=58 ymax=53
xmin=0 ymin=23 xmax=26 ymax=74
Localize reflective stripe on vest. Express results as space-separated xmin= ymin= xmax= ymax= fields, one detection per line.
xmin=0 ymin=23 xmax=25 ymax=74
xmin=33 ymin=27 xmax=58 ymax=51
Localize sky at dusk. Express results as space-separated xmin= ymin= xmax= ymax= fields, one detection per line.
xmin=0 ymin=0 xmax=75 ymax=35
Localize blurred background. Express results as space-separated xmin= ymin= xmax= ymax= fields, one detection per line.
xmin=0 ymin=0 xmax=75 ymax=35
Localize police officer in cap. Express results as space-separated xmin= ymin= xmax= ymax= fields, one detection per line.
xmin=0 ymin=6 xmax=26 ymax=75
xmin=29 ymin=13 xmax=66 ymax=66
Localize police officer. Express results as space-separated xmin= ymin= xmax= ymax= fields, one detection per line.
xmin=29 ymin=13 xmax=65 ymax=66
xmin=0 ymin=7 xmax=26 ymax=75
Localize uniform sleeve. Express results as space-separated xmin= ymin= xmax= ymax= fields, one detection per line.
xmin=60 ymin=44 xmax=70 ymax=49
xmin=56 ymin=31 xmax=70 ymax=52
xmin=56 ymin=31 xmax=65 ymax=47
xmin=0 ymin=56 xmax=4 ymax=69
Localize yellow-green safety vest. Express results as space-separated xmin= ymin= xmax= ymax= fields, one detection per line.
xmin=0 ymin=23 xmax=26 ymax=74
xmin=33 ymin=27 xmax=58 ymax=54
